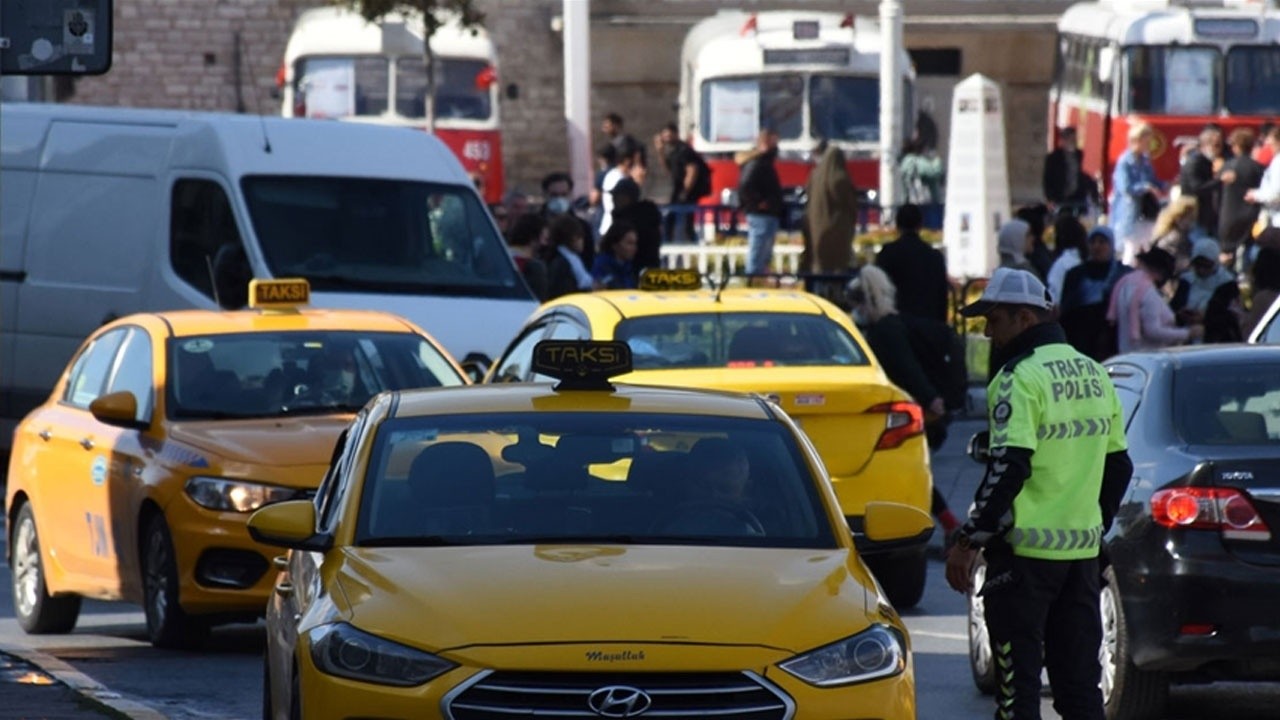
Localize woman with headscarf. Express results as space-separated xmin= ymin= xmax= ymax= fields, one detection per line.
xmin=1106 ymin=246 xmax=1202 ymax=353
xmin=801 ymin=144 xmax=858 ymax=274
xmin=997 ymin=219 xmax=1037 ymax=275
xmin=1170 ymin=238 xmax=1241 ymax=343
xmin=1060 ymin=225 xmax=1132 ymax=361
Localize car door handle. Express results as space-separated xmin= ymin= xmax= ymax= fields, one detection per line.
xmin=80 ymin=437 xmax=94 ymax=450
xmin=38 ymin=429 xmax=52 ymax=441
xmin=275 ymin=582 xmax=293 ymax=597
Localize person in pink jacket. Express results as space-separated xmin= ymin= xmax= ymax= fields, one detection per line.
xmin=1106 ymin=246 xmax=1203 ymax=354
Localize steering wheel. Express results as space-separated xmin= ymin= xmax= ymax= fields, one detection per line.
xmin=655 ymin=500 xmax=766 ymax=537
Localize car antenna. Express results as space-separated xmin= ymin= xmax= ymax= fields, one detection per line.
xmin=205 ymin=255 xmax=223 ymax=308
xmin=236 ymin=30 xmax=274 ymax=153
xmin=714 ymin=273 xmax=730 ymax=303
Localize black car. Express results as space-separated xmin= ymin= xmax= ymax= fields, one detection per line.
xmin=968 ymin=344 xmax=1280 ymax=720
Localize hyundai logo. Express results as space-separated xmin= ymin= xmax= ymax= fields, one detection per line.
xmin=587 ymin=685 xmax=653 ymax=717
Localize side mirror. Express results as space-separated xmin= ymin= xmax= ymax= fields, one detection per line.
xmin=863 ymin=501 xmax=934 ymax=544
xmin=460 ymin=352 xmax=491 ymax=384
xmin=89 ymin=391 xmax=148 ymax=430
xmin=967 ymin=431 xmax=990 ymax=465
xmin=247 ymin=500 xmax=331 ymax=551
xmin=1 ymin=0 xmax=113 ymax=76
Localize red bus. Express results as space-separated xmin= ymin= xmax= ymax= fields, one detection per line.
xmin=1051 ymin=0 xmax=1280 ymax=202
xmin=278 ymin=7 xmax=504 ymax=204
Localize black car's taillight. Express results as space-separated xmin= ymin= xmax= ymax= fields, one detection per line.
xmin=869 ymin=401 xmax=924 ymax=450
xmin=1151 ymin=487 xmax=1272 ymax=541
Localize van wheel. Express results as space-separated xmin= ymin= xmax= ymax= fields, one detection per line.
xmin=142 ymin=515 xmax=209 ymax=649
xmin=867 ymin=550 xmax=927 ymax=609
xmin=967 ymin=555 xmax=996 ymax=695
xmin=1102 ymin=566 xmax=1168 ymax=720
xmin=11 ymin=503 xmax=81 ymax=634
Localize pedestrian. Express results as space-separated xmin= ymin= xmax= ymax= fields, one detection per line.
xmin=1177 ymin=124 xmax=1225 ymax=237
xmin=997 ymin=219 xmax=1037 ymax=275
xmin=653 ymin=122 xmax=711 ymax=244
xmin=1043 ymin=126 xmax=1093 ymax=215
xmin=1015 ymin=205 xmax=1055 ymax=280
xmin=947 ymin=266 xmax=1134 ymax=720
xmin=588 ymin=143 xmax=618 ymax=244
xmin=602 ymin=111 xmax=645 ymax=171
xmin=876 ymin=203 xmax=950 ymax=324
xmin=736 ymin=128 xmax=784 ymax=276
xmin=1110 ymin=123 xmax=1165 ymax=266
xmin=592 ymin=221 xmax=639 ymax=290
xmin=540 ymin=171 xmax=596 ymax=269
xmin=600 ymin=135 xmax=642 ymax=237
xmin=1045 ymin=212 xmax=1087 ymax=305
xmin=1244 ymin=245 xmax=1280 ymax=337
xmin=1253 ymin=120 xmax=1277 ymax=168
xmin=1060 ymin=226 xmax=1132 ymax=361
xmin=1105 ymin=246 xmax=1203 ymax=353
xmin=899 ymin=138 xmax=945 ymax=230
xmin=609 ymin=176 xmax=664 ymax=274
xmin=1217 ymin=127 xmax=1265 ymax=266
xmin=1151 ymin=195 xmax=1201 ymax=274
xmin=505 ymin=212 xmax=550 ymax=302
xmin=1244 ymin=126 xmax=1280 ymax=239
xmin=1170 ymin=238 xmax=1242 ymax=343
xmin=543 ymin=213 xmax=594 ymax=300
xmin=848 ymin=265 xmax=962 ymax=535
xmin=801 ymin=143 xmax=858 ymax=274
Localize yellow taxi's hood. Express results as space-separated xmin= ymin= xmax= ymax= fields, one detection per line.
xmin=335 ymin=546 xmax=877 ymax=653
xmin=167 ymin=417 xmax=351 ymax=468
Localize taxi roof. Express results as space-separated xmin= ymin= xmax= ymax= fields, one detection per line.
xmin=390 ymin=382 xmax=776 ymax=420
xmin=554 ymin=288 xmax=834 ymax=320
xmin=147 ymin=308 xmax=421 ymax=337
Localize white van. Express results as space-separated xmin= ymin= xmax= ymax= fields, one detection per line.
xmin=0 ymin=102 xmax=536 ymax=445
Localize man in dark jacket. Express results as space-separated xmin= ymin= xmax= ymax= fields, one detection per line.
xmin=654 ymin=122 xmax=711 ymax=244
xmin=737 ymin=129 xmax=783 ymax=275
xmin=1043 ymin=126 xmax=1093 ymax=213
xmin=875 ymin=203 xmax=949 ymax=324
xmin=610 ymin=177 xmax=664 ymax=274
xmin=1178 ymin=124 xmax=1226 ymax=237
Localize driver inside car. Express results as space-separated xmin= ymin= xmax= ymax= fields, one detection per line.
xmin=656 ymin=437 xmax=766 ymax=536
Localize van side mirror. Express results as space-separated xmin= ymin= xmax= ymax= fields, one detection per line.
xmin=1 ymin=0 xmax=113 ymax=76
xmin=966 ymin=431 xmax=990 ymax=465
xmin=89 ymin=391 xmax=148 ymax=430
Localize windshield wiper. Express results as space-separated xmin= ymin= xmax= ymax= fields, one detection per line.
xmin=275 ymin=403 xmax=365 ymax=417
xmin=170 ymin=409 xmax=262 ymax=420
xmin=359 ymin=535 xmax=458 ymax=547
xmin=498 ymin=535 xmax=640 ymax=545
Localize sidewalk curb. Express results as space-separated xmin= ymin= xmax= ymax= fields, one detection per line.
xmin=0 ymin=642 xmax=168 ymax=720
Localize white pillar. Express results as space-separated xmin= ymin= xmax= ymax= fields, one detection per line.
xmin=878 ymin=0 xmax=904 ymax=219
xmin=563 ymin=0 xmax=592 ymax=197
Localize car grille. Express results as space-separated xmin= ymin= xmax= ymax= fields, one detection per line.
xmin=445 ymin=670 xmax=794 ymax=719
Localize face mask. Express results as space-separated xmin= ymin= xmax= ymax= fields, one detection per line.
xmin=546 ymin=197 xmax=571 ymax=215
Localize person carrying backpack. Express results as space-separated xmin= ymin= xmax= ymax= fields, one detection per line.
xmin=654 ymin=122 xmax=711 ymax=244
xmin=848 ymin=265 xmax=965 ymax=535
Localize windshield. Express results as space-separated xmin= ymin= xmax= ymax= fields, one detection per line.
xmin=809 ymin=75 xmax=879 ymax=143
xmin=699 ymin=75 xmax=804 ymax=143
xmin=1124 ymin=46 xmax=1221 ymax=114
xmin=355 ymin=412 xmax=837 ymax=549
xmin=167 ymin=331 xmax=464 ymax=420
xmin=615 ymin=313 xmax=869 ymax=370
xmin=241 ymin=176 xmax=528 ymax=300
xmin=1174 ymin=363 xmax=1280 ymax=445
xmin=1225 ymin=46 xmax=1280 ymax=115
xmin=294 ymin=55 xmax=493 ymax=121
xmin=395 ymin=57 xmax=493 ymax=121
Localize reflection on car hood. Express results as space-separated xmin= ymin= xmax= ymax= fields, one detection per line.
xmin=168 ymin=417 xmax=350 ymax=467
xmin=335 ymin=545 xmax=877 ymax=653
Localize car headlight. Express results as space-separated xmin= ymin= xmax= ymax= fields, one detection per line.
xmin=184 ymin=476 xmax=295 ymax=513
xmin=308 ymin=623 xmax=455 ymax=687
xmin=779 ymin=624 xmax=907 ymax=687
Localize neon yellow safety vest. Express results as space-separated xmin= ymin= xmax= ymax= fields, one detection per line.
xmin=987 ymin=343 xmax=1127 ymax=560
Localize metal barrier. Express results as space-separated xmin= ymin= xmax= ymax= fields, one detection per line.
xmin=658 ymin=243 xmax=804 ymax=277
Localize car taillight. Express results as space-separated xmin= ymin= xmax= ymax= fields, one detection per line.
xmin=1150 ymin=487 xmax=1271 ymax=541
xmin=869 ymin=401 xmax=924 ymax=450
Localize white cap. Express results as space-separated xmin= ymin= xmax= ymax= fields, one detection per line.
xmin=959 ymin=267 xmax=1055 ymax=317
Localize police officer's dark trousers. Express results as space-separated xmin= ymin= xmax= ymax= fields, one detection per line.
xmin=982 ymin=547 xmax=1104 ymax=720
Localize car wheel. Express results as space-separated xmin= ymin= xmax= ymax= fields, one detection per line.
xmin=1102 ymin=566 xmax=1168 ymax=720
xmin=142 ymin=515 xmax=209 ymax=649
xmin=867 ymin=549 xmax=927 ymax=609
xmin=10 ymin=503 xmax=81 ymax=634
xmin=967 ymin=554 xmax=997 ymax=695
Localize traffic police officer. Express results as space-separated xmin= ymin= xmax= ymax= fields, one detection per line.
xmin=946 ymin=267 xmax=1133 ymax=720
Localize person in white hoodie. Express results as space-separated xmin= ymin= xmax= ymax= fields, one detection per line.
xmin=997 ymin=218 xmax=1037 ymax=276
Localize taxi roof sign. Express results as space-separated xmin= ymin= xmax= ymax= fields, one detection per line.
xmin=532 ymin=340 xmax=632 ymax=391
xmin=639 ymin=268 xmax=703 ymax=292
xmin=249 ymin=278 xmax=310 ymax=311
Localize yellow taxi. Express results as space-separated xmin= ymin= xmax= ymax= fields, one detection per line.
xmin=5 ymin=279 xmax=466 ymax=648
xmin=483 ymin=270 xmax=935 ymax=607
xmin=251 ymin=340 xmax=926 ymax=719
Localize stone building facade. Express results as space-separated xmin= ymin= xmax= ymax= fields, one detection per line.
xmin=59 ymin=0 xmax=1072 ymax=205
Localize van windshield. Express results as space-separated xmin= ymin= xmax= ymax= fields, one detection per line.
xmin=241 ymin=176 xmax=530 ymax=300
